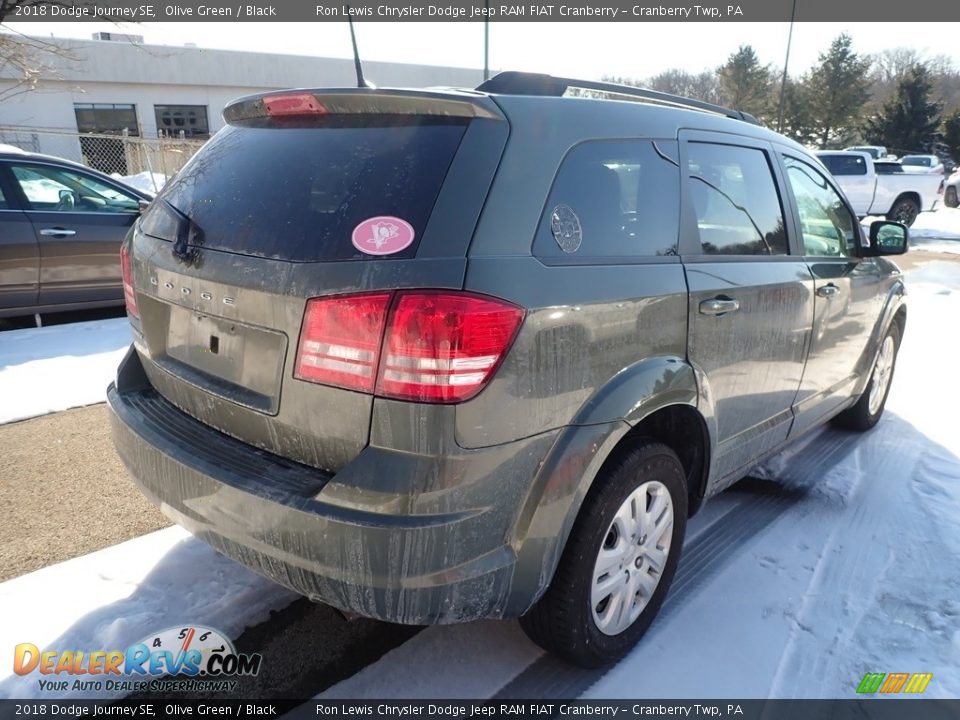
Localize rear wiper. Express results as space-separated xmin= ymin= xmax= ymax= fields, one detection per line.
xmin=164 ymin=200 xmax=205 ymax=265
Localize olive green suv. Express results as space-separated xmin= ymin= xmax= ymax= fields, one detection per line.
xmin=109 ymin=72 xmax=908 ymax=667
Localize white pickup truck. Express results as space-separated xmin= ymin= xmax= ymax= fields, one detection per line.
xmin=816 ymin=150 xmax=942 ymax=226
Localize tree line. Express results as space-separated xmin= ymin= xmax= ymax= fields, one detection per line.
xmin=608 ymin=34 xmax=960 ymax=160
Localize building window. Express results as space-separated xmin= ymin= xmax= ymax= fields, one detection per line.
xmin=154 ymin=105 xmax=210 ymax=139
xmin=74 ymin=103 xmax=139 ymax=136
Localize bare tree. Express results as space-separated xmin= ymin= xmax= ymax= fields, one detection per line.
xmin=0 ymin=29 xmax=79 ymax=103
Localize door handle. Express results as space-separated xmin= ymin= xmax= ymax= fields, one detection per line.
xmin=699 ymin=297 xmax=740 ymax=316
xmin=39 ymin=228 xmax=76 ymax=237
xmin=816 ymin=283 xmax=840 ymax=298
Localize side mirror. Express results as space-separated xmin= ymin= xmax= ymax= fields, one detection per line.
xmin=137 ymin=199 xmax=151 ymax=215
xmin=866 ymin=220 xmax=908 ymax=256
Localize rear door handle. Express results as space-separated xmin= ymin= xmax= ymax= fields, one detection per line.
xmin=39 ymin=228 xmax=76 ymax=237
xmin=816 ymin=283 xmax=840 ymax=298
xmin=699 ymin=297 xmax=740 ymax=316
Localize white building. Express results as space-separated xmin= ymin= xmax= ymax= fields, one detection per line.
xmin=0 ymin=34 xmax=484 ymax=168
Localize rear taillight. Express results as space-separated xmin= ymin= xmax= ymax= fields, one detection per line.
xmin=376 ymin=293 xmax=524 ymax=403
xmin=294 ymin=293 xmax=391 ymax=393
xmin=294 ymin=291 xmax=524 ymax=403
xmin=120 ymin=243 xmax=138 ymax=318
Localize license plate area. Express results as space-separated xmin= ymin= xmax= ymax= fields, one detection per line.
xmin=159 ymin=305 xmax=288 ymax=414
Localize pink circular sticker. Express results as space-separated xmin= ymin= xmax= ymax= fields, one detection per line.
xmin=351 ymin=216 xmax=416 ymax=256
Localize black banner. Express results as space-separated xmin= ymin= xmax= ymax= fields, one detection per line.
xmin=5 ymin=0 xmax=960 ymax=21
xmin=1 ymin=700 xmax=960 ymax=720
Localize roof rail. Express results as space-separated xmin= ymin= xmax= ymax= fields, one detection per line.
xmin=475 ymin=71 xmax=760 ymax=125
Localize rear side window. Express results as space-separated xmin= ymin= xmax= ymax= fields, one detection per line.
xmin=148 ymin=117 xmax=468 ymax=262
xmin=686 ymin=142 xmax=788 ymax=256
xmin=820 ymin=154 xmax=868 ymax=176
xmin=534 ymin=140 xmax=680 ymax=262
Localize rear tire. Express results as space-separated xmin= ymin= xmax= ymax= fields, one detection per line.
xmin=833 ymin=323 xmax=901 ymax=431
xmin=519 ymin=441 xmax=687 ymax=668
xmin=887 ymin=197 xmax=920 ymax=227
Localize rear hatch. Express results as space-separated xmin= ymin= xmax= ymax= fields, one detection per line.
xmin=126 ymin=88 xmax=507 ymax=473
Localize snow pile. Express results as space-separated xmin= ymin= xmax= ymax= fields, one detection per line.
xmin=909 ymin=206 xmax=960 ymax=240
xmin=0 ymin=527 xmax=297 ymax=700
xmin=114 ymin=171 xmax=167 ymax=196
xmin=0 ymin=318 xmax=131 ymax=424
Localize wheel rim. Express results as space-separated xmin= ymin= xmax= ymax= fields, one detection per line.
xmin=868 ymin=335 xmax=895 ymax=416
xmin=591 ymin=480 xmax=673 ymax=636
xmin=894 ymin=202 xmax=918 ymax=226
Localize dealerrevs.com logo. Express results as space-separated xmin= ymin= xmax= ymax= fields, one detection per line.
xmin=13 ymin=625 xmax=262 ymax=694
xmin=856 ymin=672 xmax=933 ymax=694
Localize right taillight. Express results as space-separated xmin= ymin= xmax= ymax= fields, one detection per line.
xmin=294 ymin=291 xmax=524 ymax=403
xmin=120 ymin=242 xmax=139 ymax=318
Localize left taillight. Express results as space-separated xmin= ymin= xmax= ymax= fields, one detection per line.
xmin=120 ymin=242 xmax=139 ymax=318
xmin=294 ymin=291 xmax=525 ymax=403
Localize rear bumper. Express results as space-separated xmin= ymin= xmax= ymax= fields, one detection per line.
xmin=107 ymin=348 xmax=558 ymax=624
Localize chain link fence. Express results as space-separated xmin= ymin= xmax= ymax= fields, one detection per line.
xmin=0 ymin=127 xmax=206 ymax=193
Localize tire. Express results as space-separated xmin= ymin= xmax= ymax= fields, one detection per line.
xmin=886 ymin=197 xmax=920 ymax=227
xmin=519 ymin=441 xmax=687 ymax=668
xmin=832 ymin=323 xmax=901 ymax=432
xmin=946 ymin=186 xmax=959 ymax=209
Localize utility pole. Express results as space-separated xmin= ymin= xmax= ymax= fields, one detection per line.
xmin=777 ymin=0 xmax=798 ymax=133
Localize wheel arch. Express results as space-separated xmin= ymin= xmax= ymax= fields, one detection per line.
xmin=888 ymin=191 xmax=921 ymax=216
xmin=507 ymin=359 xmax=714 ymax=617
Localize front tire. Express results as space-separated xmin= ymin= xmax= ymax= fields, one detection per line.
xmin=519 ymin=441 xmax=687 ymax=668
xmin=833 ymin=323 xmax=901 ymax=431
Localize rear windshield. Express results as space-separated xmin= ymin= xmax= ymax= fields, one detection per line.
xmin=146 ymin=116 xmax=468 ymax=261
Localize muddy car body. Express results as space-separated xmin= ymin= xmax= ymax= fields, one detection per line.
xmin=109 ymin=73 xmax=908 ymax=667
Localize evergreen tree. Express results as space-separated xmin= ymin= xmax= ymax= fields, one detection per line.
xmin=864 ymin=65 xmax=942 ymax=153
xmin=805 ymin=34 xmax=872 ymax=148
xmin=943 ymin=110 xmax=960 ymax=162
xmin=717 ymin=45 xmax=774 ymax=121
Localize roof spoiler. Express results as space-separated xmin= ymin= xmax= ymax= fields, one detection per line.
xmin=223 ymin=88 xmax=502 ymax=124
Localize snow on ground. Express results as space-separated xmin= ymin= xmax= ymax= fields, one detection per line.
xmin=861 ymin=208 xmax=960 ymax=255
xmin=0 ymin=527 xmax=296 ymax=700
xmin=0 ymin=318 xmax=131 ymax=424
xmin=910 ymin=206 xmax=960 ymax=240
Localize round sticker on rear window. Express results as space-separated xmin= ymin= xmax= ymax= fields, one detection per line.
xmin=550 ymin=204 xmax=582 ymax=253
xmin=352 ymin=216 xmax=416 ymax=256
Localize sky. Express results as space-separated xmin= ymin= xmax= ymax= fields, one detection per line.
xmin=5 ymin=21 xmax=960 ymax=80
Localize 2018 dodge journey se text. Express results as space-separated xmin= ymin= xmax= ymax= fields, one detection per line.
xmin=108 ymin=72 xmax=908 ymax=667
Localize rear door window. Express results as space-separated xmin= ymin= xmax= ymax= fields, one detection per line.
xmin=686 ymin=142 xmax=788 ymax=256
xmin=533 ymin=140 xmax=680 ymax=262
xmin=145 ymin=117 xmax=468 ymax=262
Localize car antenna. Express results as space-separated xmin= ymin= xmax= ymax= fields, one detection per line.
xmin=346 ymin=10 xmax=374 ymax=89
